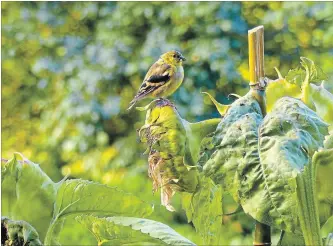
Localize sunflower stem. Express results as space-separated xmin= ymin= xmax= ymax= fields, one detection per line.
xmin=254 ymin=221 xmax=271 ymax=246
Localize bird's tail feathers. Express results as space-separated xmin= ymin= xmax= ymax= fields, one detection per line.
xmin=127 ymin=86 xmax=156 ymax=111
xmin=127 ymin=91 xmax=150 ymax=111
xmin=127 ymin=98 xmax=138 ymax=111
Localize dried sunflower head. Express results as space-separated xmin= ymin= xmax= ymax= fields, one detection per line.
xmin=138 ymin=99 xmax=199 ymax=211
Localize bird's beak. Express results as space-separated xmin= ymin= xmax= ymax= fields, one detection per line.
xmin=180 ymin=55 xmax=186 ymax=61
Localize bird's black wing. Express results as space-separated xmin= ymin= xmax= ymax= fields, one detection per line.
xmin=147 ymin=74 xmax=170 ymax=83
xmin=144 ymin=62 xmax=171 ymax=84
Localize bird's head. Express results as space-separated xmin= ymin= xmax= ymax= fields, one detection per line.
xmin=160 ymin=50 xmax=186 ymax=66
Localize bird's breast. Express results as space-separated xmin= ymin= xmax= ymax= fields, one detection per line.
xmin=164 ymin=66 xmax=184 ymax=96
xmin=174 ymin=66 xmax=184 ymax=81
xmin=153 ymin=66 xmax=184 ymax=98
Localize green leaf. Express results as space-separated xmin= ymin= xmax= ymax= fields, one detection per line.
xmin=202 ymin=92 xmax=263 ymax=202
xmin=284 ymin=57 xmax=328 ymax=111
xmin=309 ymin=83 xmax=333 ymax=126
xmin=203 ymin=96 xmax=328 ymax=235
xmin=255 ymin=97 xmax=327 ymax=232
xmin=300 ymin=57 xmax=328 ymax=84
xmin=2 ymin=217 xmax=42 ymax=246
xmin=299 ymin=57 xmax=328 ymax=110
xmin=76 ymin=215 xmax=196 ymax=245
xmin=45 ymin=179 xmax=154 ymax=244
xmin=314 ymin=133 xmax=333 ymax=226
xmin=285 ymin=67 xmax=305 ymax=87
xmin=135 ymin=99 xmax=162 ymax=112
xmin=285 ymin=57 xmax=328 ymax=87
xmin=181 ymin=177 xmax=223 ymax=245
xmin=201 ymin=92 xmax=230 ymax=115
xmin=54 ymin=179 xmax=153 ymax=218
xmin=1 ymin=154 xmax=57 ymax=240
xmin=265 ymin=77 xmax=301 ymax=112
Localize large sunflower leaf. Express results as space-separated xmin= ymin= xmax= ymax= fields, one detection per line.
xmin=247 ymin=97 xmax=328 ymax=232
xmin=309 ymin=83 xmax=333 ymax=126
xmin=202 ymin=92 xmax=263 ymax=202
xmin=266 ymin=78 xmax=301 ymax=112
xmin=53 ymin=179 xmax=153 ymax=218
xmin=45 ymin=179 xmax=154 ymax=244
xmin=76 ymin=215 xmax=196 ymax=245
xmin=181 ymin=177 xmax=222 ymax=245
xmin=1 ymin=154 xmax=57 ymax=240
xmin=202 ymin=95 xmax=328 ymax=234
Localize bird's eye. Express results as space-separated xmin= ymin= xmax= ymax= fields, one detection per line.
xmin=173 ymin=54 xmax=176 ymax=58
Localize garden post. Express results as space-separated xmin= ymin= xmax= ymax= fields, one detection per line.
xmin=248 ymin=25 xmax=271 ymax=246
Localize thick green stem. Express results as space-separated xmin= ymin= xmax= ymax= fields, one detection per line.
xmin=250 ymin=89 xmax=267 ymax=116
xmin=254 ymin=221 xmax=271 ymax=246
xmin=296 ymin=162 xmax=322 ymax=246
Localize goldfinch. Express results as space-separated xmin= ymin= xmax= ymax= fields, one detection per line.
xmin=128 ymin=50 xmax=186 ymax=110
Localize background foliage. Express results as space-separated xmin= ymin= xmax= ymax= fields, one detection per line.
xmin=2 ymin=2 xmax=333 ymax=244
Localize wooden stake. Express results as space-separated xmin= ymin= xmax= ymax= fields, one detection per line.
xmin=249 ymin=26 xmax=270 ymax=245
xmin=248 ymin=26 xmax=265 ymax=88
xmin=248 ymin=25 xmax=267 ymax=116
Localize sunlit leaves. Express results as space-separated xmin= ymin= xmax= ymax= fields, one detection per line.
xmin=285 ymin=57 xmax=327 ymax=87
xmin=202 ymin=95 xmax=328 ymax=234
xmin=248 ymin=97 xmax=327 ymax=235
xmin=265 ymin=77 xmax=301 ymax=112
xmin=309 ymin=83 xmax=333 ymax=126
xmin=1 ymin=154 xmax=57 ymax=240
xmin=53 ymin=179 xmax=153 ymax=219
xmin=266 ymin=58 xmax=333 ymax=128
xmin=1 ymin=154 xmax=157 ymax=245
xmin=202 ymin=92 xmax=263 ymax=200
xmin=2 ymin=1 xmax=333 ymax=245
xmin=76 ymin=215 xmax=196 ymax=245
xmin=45 ymin=179 xmax=154 ymax=244
xmin=181 ymin=178 xmax=223 ymax=245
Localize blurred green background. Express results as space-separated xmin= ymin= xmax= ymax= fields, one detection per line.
xmin=2 ymin=1 xmax=333 ymax=245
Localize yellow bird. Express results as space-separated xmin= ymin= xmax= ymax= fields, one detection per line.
xmin=128 ymin=50 xmax=186 ymax=110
